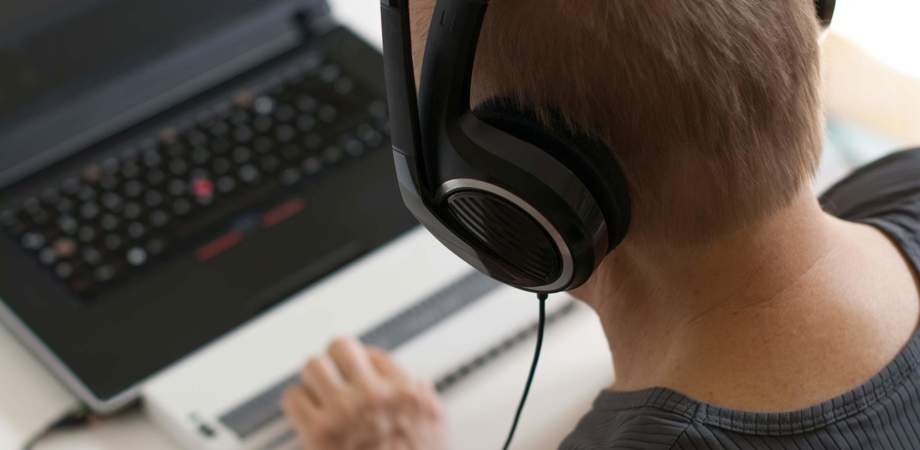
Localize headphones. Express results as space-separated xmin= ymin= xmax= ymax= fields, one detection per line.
xmin=380 ymin=0 xmax=837 ymax=294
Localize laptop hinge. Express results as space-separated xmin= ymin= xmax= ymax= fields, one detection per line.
xmin=291 ymin=0 xmax=334 ymax=40
xmin=292 ymin=9 xmax=316 ymax=39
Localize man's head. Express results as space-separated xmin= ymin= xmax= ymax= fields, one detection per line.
xmin=410 ymin=0 xmax=825 ymax=246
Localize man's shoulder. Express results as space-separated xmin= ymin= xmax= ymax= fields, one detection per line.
xmin=820 ymin=148 xmax=920 ymax=220
xmin=559 ymin=400 xmax=692 ymax=450
xmin=820 ymin=148 xmax=920 ymax=270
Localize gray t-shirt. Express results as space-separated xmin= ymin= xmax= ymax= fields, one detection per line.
xmin=561 ymin=148 xmax=920 ymax=449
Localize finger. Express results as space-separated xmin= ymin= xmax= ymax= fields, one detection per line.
xmin=300 ymin=354 xmax=345 ymax=405
xmin=327 ymin=336 xmax=377 ymax=387
xmin=282 ymin=387 xmax=319 ymax=446
xmin=367 ymin=347 xmax=410 ymax=382
xmin=415 ymin=379 xmax=445 ymax=419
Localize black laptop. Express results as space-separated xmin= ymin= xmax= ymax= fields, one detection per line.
xmin=0 ymin=0 xmax=415 ymax=412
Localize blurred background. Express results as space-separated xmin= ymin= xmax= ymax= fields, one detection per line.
xmin=817 ymin=0 xmax=920 ymax=188
xmin=328 ymin=0 xmax=920 ymax=190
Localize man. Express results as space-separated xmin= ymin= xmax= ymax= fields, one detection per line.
xmin=282 ymin=0 xmax=920 ymax=448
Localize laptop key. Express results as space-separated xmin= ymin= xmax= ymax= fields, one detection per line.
xmin=54 ymin=261 xmax=75 ymax=280
xmin=121 ymin=161 xmax=142 ymax=179
xmin=253 ymin=136 xmax=275 ymax=154
xmin=58 ymin=216 xmax=79 ymax=235
xmin=0 ymin=209 xmax=19 ymax=227
xmin=232 ymin=147 xmax=252 ymax=164
xmin=279 ymin=168 xmax=301 ymax=186
xmin=357 ymin=123 xmax=384 ymax=148
xmin=142 ymin=150 xmax=163 ymax=168
xmin=38 ymin=248 xmax=58 ymax=266
xmin=100 ymin=214 xmax=121 ymax=232
xmin=147 ymin=169 xmax=167 ymax=186
xmin=322 ymin=146 xmax=344 ymax=165
xmin=126 ymin=247 xmax=148 ymax=267
xmin=61 ymin=178 xmax=81 ymax=196
xmin=186 ymin=129 xmax=209 ymax=148
xmin=296 ymin=95 xmax=318 ymax=113
xmin=146 ymin=237 xmax=166 ymax=256
xmin=101 ymin=192 xmax=124 ymax=211
xmin=52 ymin=238 xmax=78 ymax=259
xmin=150 ymin=210 xmax=171 ymax=229
xmin=318 ymin=105 xmax=338 ymax=123
xmin=342 ymin=137 xmax=365 ymax=157
xmin=40 ymin=187 xmax=62 ymax=206
xmin=127 ymin=222 xmax=147 ymax=240
xmin=233 ymin=126 xmax=254 ymax=144
xmin=167 ymin=179 xmax=187 ymax=197
xmin=144 ymin=191 xmax=164 ymax=209
xmin=216 ymin=176 xmax=236 ymax=194
xmin=77 ymin=226 xmax=97 ymax=244
xmin=94 ymin=265 xmax=117 ymax=283
xmin=259 ymin=155 xmax=282 ymax=174
xmin=296 ymin=114 xmax=317 ymax=132
xmin=169 ymin=159 xmax=190 ymax=176
xmin=123 ymin=202 xmax=143 ymax=221
xmin=275 ymin=125 xmax=296 ymax=143
xmin=190 ymin=147 xmax=211 ymax=165
xmin=302 ymin=157 xmax=322 ymax=175
xmin=279 ymin=144 xmax=303 ymax=161
xmin=82 ymin=247 xmax=103 ymax=266
xmin=212 ymin=157 xmax=232 ymax=175
xmin=172 ymin=198 xmax=193 ymax=217
xmin=80 ymin=202 xmax=100 ymax=221
xmin=51 ymin=196 xmax=75 ymax=214
xmin=274 ymin=105 xmax=296 ymax=123
xmin=104 ymin=235 xmax=124 ymax=252
xmin=21 ymin=232 xmax=46 ymax=251
xmin=238 ymin=165 xmax=261 ymax=185
xmin=123 ymin=180 xmax=144 ymax=198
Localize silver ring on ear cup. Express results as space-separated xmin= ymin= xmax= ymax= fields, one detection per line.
xmin=438 ymin=179 xmax=576 ymax=291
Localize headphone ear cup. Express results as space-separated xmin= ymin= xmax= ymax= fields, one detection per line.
xmin=473 ymin=98 xmax=631 ymax=251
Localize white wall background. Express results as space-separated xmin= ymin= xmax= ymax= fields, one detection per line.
xmin=833 ymin=0 xmax=920 ymax=78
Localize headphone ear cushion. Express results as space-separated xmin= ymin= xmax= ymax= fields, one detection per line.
xmin=473 ymin=97 xmax=631 ymax=249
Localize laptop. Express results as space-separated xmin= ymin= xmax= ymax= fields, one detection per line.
xmin=0 ymin=2 xmax=584 ymax=448
xmin=0 ymin=0 xmax=419 ymax=413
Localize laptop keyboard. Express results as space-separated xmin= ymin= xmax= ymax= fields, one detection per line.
xmin=0 ymin=54 xmax=389 ymax=299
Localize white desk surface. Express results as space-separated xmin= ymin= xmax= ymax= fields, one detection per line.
xmin=0 ymin=3 xmax=613 ymax=450
xmin=35 ymin=305 xmax=611 ymax=450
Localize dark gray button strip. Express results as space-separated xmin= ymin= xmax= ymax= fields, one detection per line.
xmin=432 ymin=300 xmax=576 ymax=392
xmin=219 ymin=271 xmax=501 ymax=439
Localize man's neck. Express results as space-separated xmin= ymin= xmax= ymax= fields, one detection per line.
xmin=573 ymin=190 xmax=920 ymax=410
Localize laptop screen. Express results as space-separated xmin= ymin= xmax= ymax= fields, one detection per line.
xmin=0 ymin=0 xmax=273 ymax=126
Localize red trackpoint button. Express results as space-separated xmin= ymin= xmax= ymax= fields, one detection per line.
xmin=192 ymin=177 xmax=214 ymax=200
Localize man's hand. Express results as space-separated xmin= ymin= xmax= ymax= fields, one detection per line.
xmin=282 ymin=336 xmax=448 ymax=450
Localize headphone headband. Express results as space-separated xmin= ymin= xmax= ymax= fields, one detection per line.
xmin=816 ymin=0 xmax=837 ymax=28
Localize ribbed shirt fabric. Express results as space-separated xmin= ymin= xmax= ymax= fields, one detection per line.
xmin=560 ymin=148 xmax=920 ymax=449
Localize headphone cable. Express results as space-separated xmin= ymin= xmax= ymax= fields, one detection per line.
xmin=502 ymin=292 xmax=548 ymax=450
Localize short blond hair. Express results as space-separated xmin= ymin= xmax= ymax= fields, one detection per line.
xmin=411 ymin=0 xmax=824 ymax=244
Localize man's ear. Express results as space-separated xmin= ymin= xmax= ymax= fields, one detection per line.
xmin=568 ymin=252 xmax=616 ymax=305
xmin=408 ymin=0 xmax=436 ymax=81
